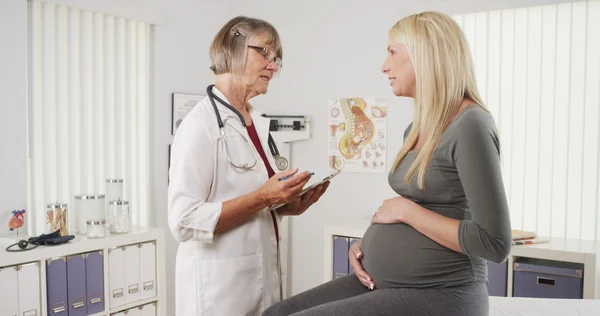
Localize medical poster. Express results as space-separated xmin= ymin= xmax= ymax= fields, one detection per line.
xmin=328 ymin=97 xmax=388 ymax=173
xmin=172 ymin=92 xmax=205 ymax=135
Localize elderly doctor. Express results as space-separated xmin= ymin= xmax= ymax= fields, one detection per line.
xmin=168 ymin=16 xmax=330 ymax=315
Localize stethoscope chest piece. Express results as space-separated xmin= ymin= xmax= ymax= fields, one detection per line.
xmin=275 ymin=156 xmax=288 ymax=171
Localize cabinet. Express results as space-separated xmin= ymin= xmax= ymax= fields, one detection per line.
xmin=0 ymin=227 xmax=166 ymax=316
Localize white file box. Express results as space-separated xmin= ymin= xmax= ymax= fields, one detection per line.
xmin=18 ymin=262 xmax=41 ymax=316
xmin=0 ymin=265 xmax=19 ymax=316
xmin=125 ymin=245 xmax=141 ymax=304
xmin=140 ymin=242 xmax=156 ymax=300
xmin=109 ymin=246 xmax=126 ymax=309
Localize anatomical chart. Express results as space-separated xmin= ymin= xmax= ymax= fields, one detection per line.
xmin=328 ymin=97 xmax=388 ymax=173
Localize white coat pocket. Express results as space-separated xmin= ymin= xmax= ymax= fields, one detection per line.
xmin=197 ymin=253 xmax=264 ymax=316
xmin=221 ymin=120 xmax=255 ymax=166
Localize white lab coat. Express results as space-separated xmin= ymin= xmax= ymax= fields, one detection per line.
xmin=168 ymin=87 xmax=283 ymax=316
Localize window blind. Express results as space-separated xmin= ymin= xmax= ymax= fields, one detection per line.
xmin=453 ymin=0 xmax=600 ymax=240
xmin=27 ymin=0 xmax=152 ymax=234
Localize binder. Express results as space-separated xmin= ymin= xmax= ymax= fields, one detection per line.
xmin=46 ymin=258 xmax=68 ymax=315
xmin=348 ymin=238 xmax=361 ymax=274
xmin=109 ymin=246 xmax=126 ymax=309
xmin=86 ymin=251 xmax=105 ymax=314
xmin=125 ymin=245 xmax=141 ymax=304
xmin=140 ymin=242 xmax=156 ymax=300
xmin=333 ymin=236 xmax=349 ymax=279
xmin=67 ymin=254 xmax=87 ymax=316
xmin=18 ymin=262 xmax=41 ymax=316
xmin=0 ymin=265 xmax=19 ymax=316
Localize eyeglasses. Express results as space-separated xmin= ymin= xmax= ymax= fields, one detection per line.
xmin=248 ymin=45 xmax=283 ymax=69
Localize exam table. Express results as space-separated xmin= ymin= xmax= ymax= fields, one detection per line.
xmin=489 ymin=296 xmax=600 ymax=316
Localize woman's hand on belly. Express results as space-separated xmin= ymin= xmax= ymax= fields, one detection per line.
xmin=349 ymin=240 xmax=376 ymax=290
xmin=371 ymin=196 xmax=417 ymax=224
xmin=372 ymin=196 xmax=463 ymax=253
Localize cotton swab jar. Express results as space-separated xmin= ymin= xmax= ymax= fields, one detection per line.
xmin=109 ymin=198 xmax=131 ymax=234
xmin=86 ymin=219 xmax=106 ymax=238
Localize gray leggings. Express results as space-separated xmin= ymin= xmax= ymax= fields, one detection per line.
xmin=263 ymin=275 xmax=489 ymax=316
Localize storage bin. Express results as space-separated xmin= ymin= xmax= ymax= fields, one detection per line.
xmin=513 ymin=257 xmax=583 ymax=299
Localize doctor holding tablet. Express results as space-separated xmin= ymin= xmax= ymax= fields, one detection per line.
xmin=168 ymin=16 xmax=330 ymax=316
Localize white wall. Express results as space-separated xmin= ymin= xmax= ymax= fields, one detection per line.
xmin=0 ymin=0 xmax=28 ymax=224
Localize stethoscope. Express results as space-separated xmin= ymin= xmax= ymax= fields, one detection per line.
xmin=207 ymin=84 xmax=288 ymax=171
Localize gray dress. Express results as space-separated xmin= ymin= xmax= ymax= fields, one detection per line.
xmin=263 ymin=105 xmax=512 ymax=316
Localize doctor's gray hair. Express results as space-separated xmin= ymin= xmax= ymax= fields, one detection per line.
xmin=209 ymin=16 xmax=283 ymax=75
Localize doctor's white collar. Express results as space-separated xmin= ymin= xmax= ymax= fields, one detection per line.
xmin=209 ymin=86 xmax=256 ymax=117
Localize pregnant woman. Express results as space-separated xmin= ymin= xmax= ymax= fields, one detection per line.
xmin=263 ymin=11 xmax=512 ymax=316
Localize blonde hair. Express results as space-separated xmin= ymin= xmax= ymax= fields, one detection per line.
xmin=209 ymin=16 xmax=283 ymax=75
xmin=390 ymin=11 xmax=488 ymax=189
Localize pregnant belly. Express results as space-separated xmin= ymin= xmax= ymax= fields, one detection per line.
xmin=360 ymin=223 xmax=474 ymax=288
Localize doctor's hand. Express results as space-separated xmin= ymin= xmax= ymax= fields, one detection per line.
xmin=257 ymin=168 xmax=312 ymax=206
xmin=349 ymin=240 xmax=376 ymax=290
xmin=277 ymin=182 xmax=329 ymax=216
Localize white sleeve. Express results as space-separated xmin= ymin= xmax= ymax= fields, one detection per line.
xmin=168 ymin=112 xmax=222 ymax=243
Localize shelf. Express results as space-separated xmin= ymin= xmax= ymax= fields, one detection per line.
xmin=511 ymin=237 xmax=600 ymax=263
xmin=0 ymin=226 xmax=161 ymax=267
xmin=109 ymin=297 xmax=158 ymax=314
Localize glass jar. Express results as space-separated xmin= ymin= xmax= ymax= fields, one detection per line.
xmin=46 ymin=202 xmax=69 ymax=236
xmin=86 ymin=219 xmax=106 ymax=238
xmin=109 ymin=199 xmax=130 ymax=234
xmin=105 ymin=179 xmax=123 ymax=222
xmin=75 ymin=194 xmax=105 ymax=234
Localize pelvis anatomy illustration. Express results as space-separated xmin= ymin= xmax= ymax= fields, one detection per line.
xmin=338 ymin=97 xmax=375 ymax=159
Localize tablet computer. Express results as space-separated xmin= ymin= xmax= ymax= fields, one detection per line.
xmin=269 ymin=169 xmax=341 ymax=211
